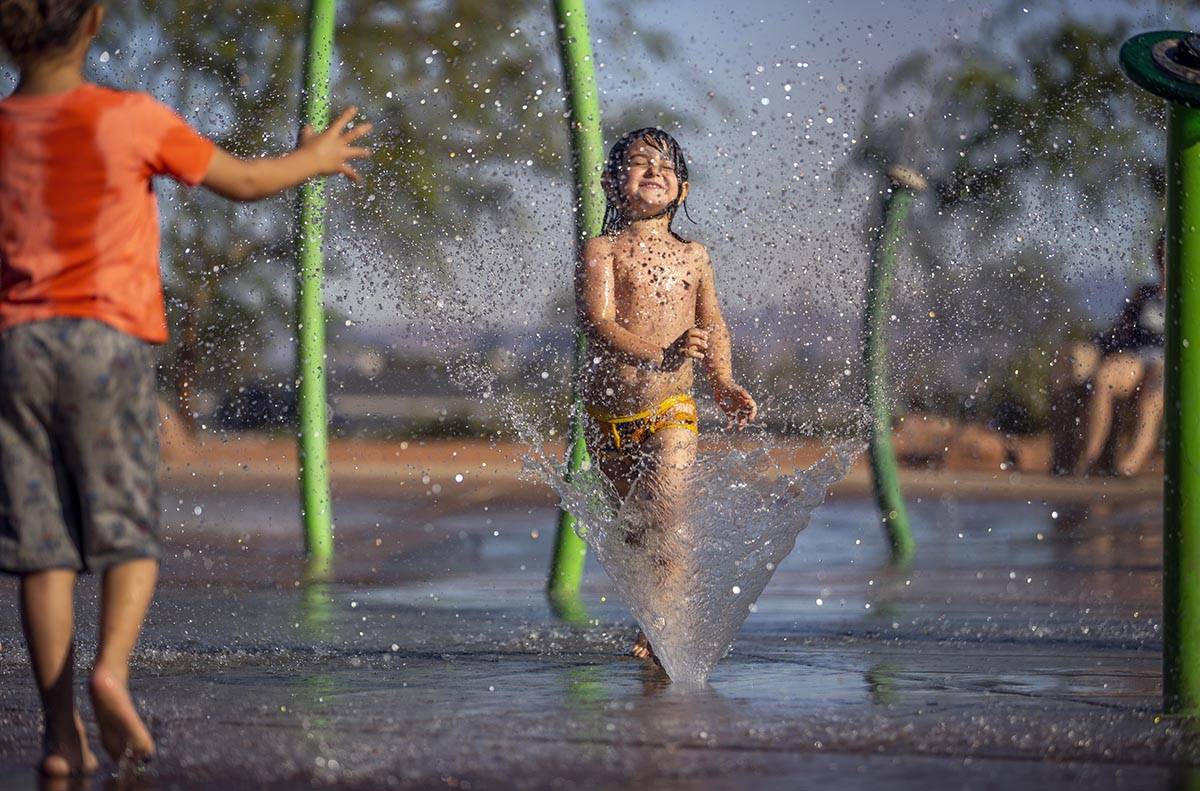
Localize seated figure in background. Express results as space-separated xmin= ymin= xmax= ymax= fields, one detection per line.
xmin=1050 ymin=237 xmax=1165 ymax=477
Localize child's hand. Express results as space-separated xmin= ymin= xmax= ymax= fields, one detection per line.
xmin=300 ymin=106 xmax=373 ymax=183
xmin=715 ymin=382 xmax=758 ymax=430
xmin=662 ymin=327 xmax=709 ymax=371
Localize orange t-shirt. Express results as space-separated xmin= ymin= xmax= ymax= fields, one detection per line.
xmin=0 ymin=84 xmax=214 ymax=344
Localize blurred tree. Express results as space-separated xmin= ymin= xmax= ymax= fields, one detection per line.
xmin=857 ymin=0 xmax=1178 ymax=239
xmin=852 ymin=0 xmax=1197 ymax=430
xmin=2 ymin=0 xmax=681 ymax=430
xmin=891 ymin=248 xmax=1092 ymax=432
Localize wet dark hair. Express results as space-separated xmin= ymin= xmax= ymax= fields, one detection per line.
xmin=0 ymin=0 xmax=95 ymax=60
xmin=601 ymin=127 xmax=694 ymax=240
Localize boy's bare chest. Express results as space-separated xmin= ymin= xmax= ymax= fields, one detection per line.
xmin=611 ymin=247 xmax=699 ymax=310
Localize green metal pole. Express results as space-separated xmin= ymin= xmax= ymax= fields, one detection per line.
xmin=862 ymin=166 xmax=920 ymax=566
xmin=547 ymin=0 xmax=606 ymax=614
xmin=1164 ymin=99 xmax=1200 ymax=716
xmin=1121 ymin=30 xmax=1200 ymax=716
xmin=296 ymin=0 xmax=336 ymax=577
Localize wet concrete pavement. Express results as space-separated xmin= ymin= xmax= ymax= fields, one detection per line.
xmin=0 ymin=484 xmax=1188 ymax=789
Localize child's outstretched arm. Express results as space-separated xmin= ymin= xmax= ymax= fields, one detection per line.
xmin=696 ymin=251 xmax=757 ymax=429
xmin=202 ymin=107 xmax=372 ymax=202
xmin=577 ymin=236 xmax=708 ymax=370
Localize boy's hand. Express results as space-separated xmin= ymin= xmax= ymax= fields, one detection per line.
xmin=300 ymin=106 xmax=373 ymax=183
xmin=714 ymin=381 xmax=757 ymax=430
xmin=662 ymin=328 xmax=709 ymax=371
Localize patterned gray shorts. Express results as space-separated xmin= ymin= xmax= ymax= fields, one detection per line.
xmin=0 ymin=318 xmax=160 ymax=575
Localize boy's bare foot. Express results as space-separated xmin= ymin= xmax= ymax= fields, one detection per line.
xmin=39 ymin=712 xmax=99 ymax=777
xmin=88 ymin=668 xmax=154 ymax=766
xmin=631 ymin=632 xmax=657 ymax=661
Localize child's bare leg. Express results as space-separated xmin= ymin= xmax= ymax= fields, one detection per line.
xmin=1053 ymin=343 xmax=1101 ymax=390
xmin=602 ymin=455 xmax=658 ymax=659
xmin=1076 ymin=353 xmax=1142 ymax=474
xmin=1049 ymin=343 xmax=1099 ymax=475
xmin=591 ymin=447 xmax=656 ymax=658
xmin=629 ymin=427 xmax=697 ymax=660
xmin=599 ymin=453 xmax=636 ymax=501
xmin=19 ymin=569 xmax=97 ymax=776
xmin=1115 ymin=362 xmax=1164 ymax=476
xmin=90 ymin=558 xmax=157 ymax=765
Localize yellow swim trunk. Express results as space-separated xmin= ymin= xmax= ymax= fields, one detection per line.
xmin=586 ymin=394 xmax=699 ymax=458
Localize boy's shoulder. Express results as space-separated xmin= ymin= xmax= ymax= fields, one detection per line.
xmin=679 ymin=237 xmax=712 ymax=267
xmin=0 ymin=82 xmax=101 ymax=106
xmin=82 ymin=85 xmax=183 ymax=118
xmin=582 ymin=233 xmax=615 ymax=258
xmin=88 ymin=85 xmax=162 ymax=110
xmin=0 ymin=83 xmax=160 ymax=114
xmin=71 ymin=83 xmax=153 ymax=105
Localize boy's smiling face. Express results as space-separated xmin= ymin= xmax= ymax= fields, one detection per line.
xmin=614 ymin=138 xmax=689 ymax=221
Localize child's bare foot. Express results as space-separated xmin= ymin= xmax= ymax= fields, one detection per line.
xmin=631 ymin=631 xmax=657 ymax=661
xmin=39 ymin=712 xmax=98 ymax=777
xmin=88 ymin=668 xmax=154 ymax=766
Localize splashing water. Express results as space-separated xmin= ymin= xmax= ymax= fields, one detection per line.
xmin=479 ymin=358 xmax=863 ymax=685
xmin=550 ymin=440 xmax=858 ymax=686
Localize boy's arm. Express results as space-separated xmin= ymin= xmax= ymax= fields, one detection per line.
xmin=695 ymin=251 xmax=734 ymax=386
xmin=576 ymin=236 xmax=666 ymax=367
xmin=202 ymin=107 xmax=372 ymax=202
xmin=696 ymin=249 xmax=758 ymax=427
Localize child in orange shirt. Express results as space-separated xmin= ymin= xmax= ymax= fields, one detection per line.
xmin=0 ymin=1 xmax=371 ymax=776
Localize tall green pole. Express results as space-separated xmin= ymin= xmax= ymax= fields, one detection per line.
xmin=1163 ymin=98 xmax=1200 ymax=717
xmin=1121 ymin=30 xmax=1200 ymax=715
xmin=296 ymin=0 xmax=336 ymax=577
xmin=862 ymin=166 xmax=921 ymax=566
xmin=547 ymin=0 xmax=606 ymax=615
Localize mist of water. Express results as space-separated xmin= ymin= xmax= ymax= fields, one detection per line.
xmin=564 ymin=443 xmax=857 ymax=686
xmin=484 ymin=361 xmax=862 ymax=685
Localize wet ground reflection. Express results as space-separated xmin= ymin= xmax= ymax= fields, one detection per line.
xmin=0 ymin=491 xmax=1179 ymax=789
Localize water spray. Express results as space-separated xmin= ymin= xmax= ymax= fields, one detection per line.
xmin=1121 ymin=30 xmax=1200 ymax=716
xmin=862 ymin=165 xmax=922 ymax=566
xmin=296 ymin=0 xmax=336 ymax=578
xmin=546 ymin=0 xmax=606 ymax=620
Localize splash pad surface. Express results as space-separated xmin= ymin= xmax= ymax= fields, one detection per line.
xmin=0 ymin=481 xmax=1178 ymax=790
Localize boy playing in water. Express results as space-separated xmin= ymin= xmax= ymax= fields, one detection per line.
xmin=576 ymin=128 xmax=757 ymax=659
xmin=0 ymin=1 xmax=370 ymax=776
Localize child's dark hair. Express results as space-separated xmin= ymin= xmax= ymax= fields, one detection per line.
xmin=0 ymin=0 xmax=95 ymax=60
xmin=602 ymin=127 xmax=693 ymax=240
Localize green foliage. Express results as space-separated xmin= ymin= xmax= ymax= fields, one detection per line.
xmin=853 ymin=0 xmax=1193 ymax=431
xmin=857 ymin=1 xmax=1171 ymax=223
xmin=3 ymin=2 xmax=679 ymax=424
xmin=893 ymin=248 xmax=1091 ymax=432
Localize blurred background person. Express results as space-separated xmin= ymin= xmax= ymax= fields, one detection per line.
xmin=1050 ymin=234 xmax=1165 ymax=477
